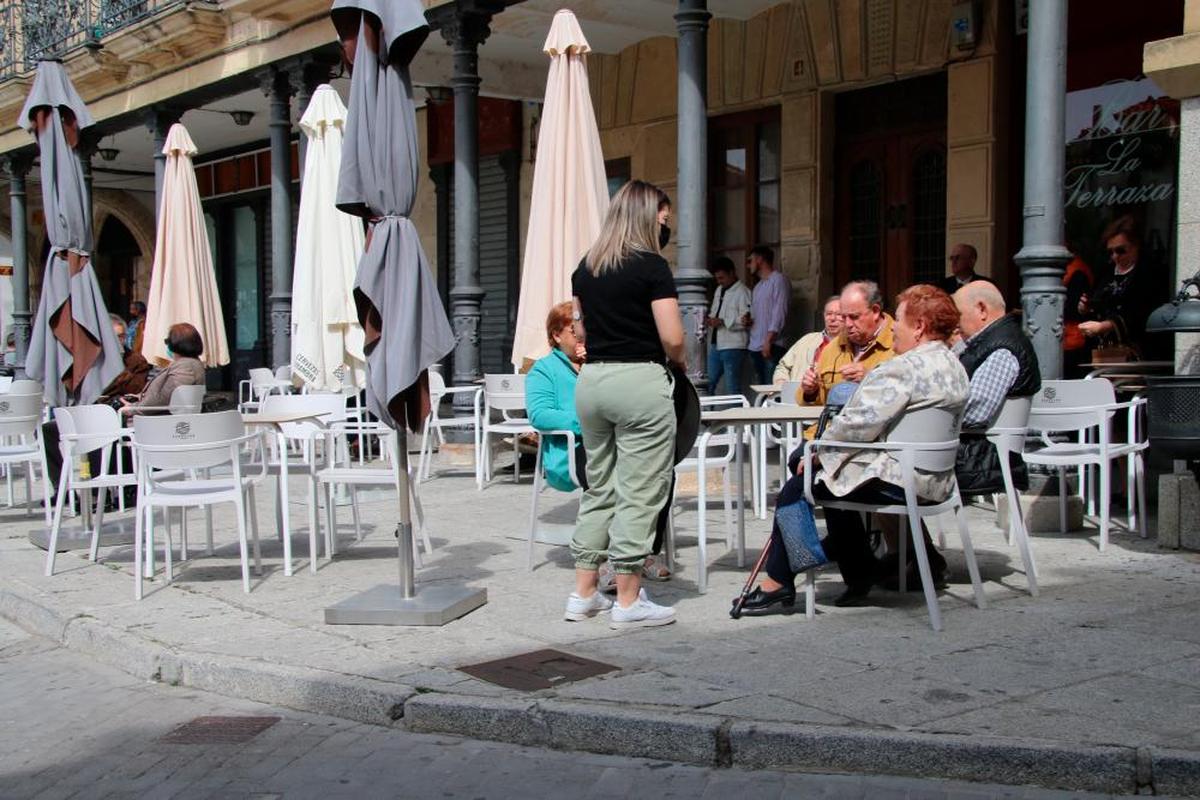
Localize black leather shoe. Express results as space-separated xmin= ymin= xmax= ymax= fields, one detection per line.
xmin=833 ymin=584 xmax=873 ymax=607
xmin=734 ymin=585 xmax=796 ymax=616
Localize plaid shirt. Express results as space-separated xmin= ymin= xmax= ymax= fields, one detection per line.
xmin=961 ymin=348 xmax=1019 ymax=429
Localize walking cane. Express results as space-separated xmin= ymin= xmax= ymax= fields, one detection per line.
xmin=730 ymin=535 xmax=774 ymax=619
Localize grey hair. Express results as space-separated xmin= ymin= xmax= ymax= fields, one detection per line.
xmin=842 ymin=279 xmax=883 ymax=309
xmin=823 ymin=294 xmax=841 ymax=309
xmin=109 ymin=313 xmax=127 ymax=331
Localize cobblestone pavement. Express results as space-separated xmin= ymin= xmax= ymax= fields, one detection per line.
xmin=0 ymin=619 xmax=1134 ymax=800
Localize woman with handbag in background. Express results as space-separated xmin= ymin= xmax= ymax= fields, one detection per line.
xmin=1078 ymin=215 xmax=1169 ymax=363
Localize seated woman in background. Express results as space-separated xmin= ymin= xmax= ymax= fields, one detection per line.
xmin=527 ymin=301 xmax=672 ymax=584
xmin=120 ymin=322 xmax=206 ymax=416
xmin=737 ymin=284 xmax=969 ymax=614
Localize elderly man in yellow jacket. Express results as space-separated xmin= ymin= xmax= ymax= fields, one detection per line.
xmin=797 ymin=280 xmax=896 ymax=406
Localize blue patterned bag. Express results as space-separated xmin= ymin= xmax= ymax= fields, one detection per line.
xmin=775 ymin=495 xmax=829 ymax=572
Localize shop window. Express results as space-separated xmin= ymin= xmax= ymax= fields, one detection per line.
xmin=708 ymin=108 xmax=781 ymax=272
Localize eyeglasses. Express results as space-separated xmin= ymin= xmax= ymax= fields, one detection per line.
xmin=1107 ymin=246 xmax=1128 ymax=256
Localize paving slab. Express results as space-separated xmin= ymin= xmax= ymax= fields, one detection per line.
xmin=3 ymin=459 xmax=1200 ymax=794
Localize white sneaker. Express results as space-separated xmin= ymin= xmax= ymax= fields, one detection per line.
xmin=564 ymin=591 xmax=613 ymax=621
xmin=610 ymin=589 xmax=676 ymax=629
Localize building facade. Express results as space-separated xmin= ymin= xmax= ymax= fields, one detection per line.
xmin=0 ymin=0 xmax=1186 ymax=388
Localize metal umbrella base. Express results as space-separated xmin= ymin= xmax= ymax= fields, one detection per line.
xmin=324 ymin=427 xmax=487 ymax=627
xmin=324 ymin=582 xmax=487 ymax=626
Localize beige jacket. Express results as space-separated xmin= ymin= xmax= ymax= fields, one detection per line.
xmin=132 ymin=357 xmax=206 ymax=413
xmin=817 ymin=341 xmax=969 ymax=501
xmin=773 ymin=330 xmax=827 ymax=384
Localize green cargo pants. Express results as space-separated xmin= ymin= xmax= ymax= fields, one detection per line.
xmin=572 ymin=362 xmax=677 ymax=574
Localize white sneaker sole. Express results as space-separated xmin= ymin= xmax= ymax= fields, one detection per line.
xmin=609 ymin=614 xmax=676 ymax=629
xmin=564 ymin=608 xmax=609 ymax=622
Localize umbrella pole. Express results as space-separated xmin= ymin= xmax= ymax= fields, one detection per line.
xmin=395 ymin=427 xmax=415 ymax=598
xmin=324 ymin=416 xmax=487 ymax=626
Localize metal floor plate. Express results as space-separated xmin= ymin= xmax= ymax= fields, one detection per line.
xmin=160 ymin=716 xmax=281 ymax=744
xmin=459 ymin=649 xmax=618 ymax=691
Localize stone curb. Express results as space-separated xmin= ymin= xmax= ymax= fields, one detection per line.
xmin=3 ymin=585 xmax=1198 ymax=795
xmin=0 ymin=587 xmax=414 ymax=728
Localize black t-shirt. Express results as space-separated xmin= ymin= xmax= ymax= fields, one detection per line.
xmin=572 ymin=251 xmax=678 ymax=363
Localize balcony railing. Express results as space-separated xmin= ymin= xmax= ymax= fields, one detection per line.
xmin=0 ymin=1 xmax=212 ymax=81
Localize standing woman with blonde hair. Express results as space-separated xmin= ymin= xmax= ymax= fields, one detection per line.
xmin=566 ymin=180 xmax=684 ymax=628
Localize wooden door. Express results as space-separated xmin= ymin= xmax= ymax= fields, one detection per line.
xmin=834 ymin=72 xmax=948 ymax=304
xmin=836 ymin=131 xmax=946 ymax=302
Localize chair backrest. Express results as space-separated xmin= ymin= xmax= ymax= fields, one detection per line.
xmin=260 ymin=393 xmax=348 ymax=438
xmin=484 ymin=373 xmax=527 ymax=416
xmin=248 ymin=368 xmax=275 ymax=387
xmin=0 ymin=392 xmax=44 ymax=436
xmin=777 ymin=381 xmax=802 ymax=407
xmin=7 ymin=379 xmax=43 ymax=396
xmin=133 ymin=410 xmax=247 ymax=471
xmin=168 ymin=384 xmax=206 ymax=414
xmin=1028 ymin=378 xmax=1115 ymax=433
xmin=428 ymin=369 xmax=447 ymax=399
xmin=883 ymin=407 xmax=960 ymax=471
xmin=0 ymin=376 xmax=13 ymax=393
xmin=54 ymin=404 xmax=122 ymax=455
xmin=985 ymin=396 xmax=1032 ymax=454
xmin=274 ymin=366 xmax=292 ymax=382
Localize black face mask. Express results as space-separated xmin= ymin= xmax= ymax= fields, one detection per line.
xmin=659 ymin=223 xmax=671 ymax=249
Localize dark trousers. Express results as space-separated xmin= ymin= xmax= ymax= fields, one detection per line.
xmin=764 ymin=476 xmax=943 ymax=590
xmin=41 ymin=420 xmax=133 ymax=503
xmin=574 ymin=445 xmax=673 ymax=556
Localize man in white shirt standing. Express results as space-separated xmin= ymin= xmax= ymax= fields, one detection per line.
xmin=705 ymin=257 xmax=752 ymax=395
xmin=742 ymin=245 xmax=790 ymax=384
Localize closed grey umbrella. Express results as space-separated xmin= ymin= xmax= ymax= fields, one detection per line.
xmin=332 ymin=0 xmax=455 ymax=431
xmin=19 ymin=61 xmax=122 ymax=406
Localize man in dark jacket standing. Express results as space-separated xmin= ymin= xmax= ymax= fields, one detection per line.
xmin=952 ymin=280 xmax=1041 ymax=495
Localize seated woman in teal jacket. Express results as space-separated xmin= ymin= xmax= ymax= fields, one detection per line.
xmin=526 ymin=302 xmax=586 ymax=491
xmin=527 ymin=302 xmax=673 ymax=581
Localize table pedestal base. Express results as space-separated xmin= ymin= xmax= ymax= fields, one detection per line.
xmin=324 ymin=583 xmax=487 ymax=626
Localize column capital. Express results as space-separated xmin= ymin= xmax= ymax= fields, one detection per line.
xmin=438 ymin=11 xmax=494 ymax=51
xmin=258 ymin=66 xmax=298 ymax=99
xmin=3 ymin=151 xmax=34 ymax=181
xmin=77 ymin=128 xmax=102 ymax=159
xmin=142 ymin=105 xmax=183 ymax=136
xmin=674 ymin=0 xmax=712 ymax=29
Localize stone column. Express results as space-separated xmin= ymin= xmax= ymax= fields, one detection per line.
xmin=1014 ymin=0 xmax=1071 ymax=380
xmin=262 ymin=68 xmax=296 ymax=370
xmin=441 ymin=12 xmax=492 ymax=394
xmin=5 ymin=154 xmax=33 ymax=372
xmin=675 ymin=0 xmax=712 ymax=387
xmin=78 ymin=130 xmax=98 ymax=236
xmin=143 ymin=106 xmax=181 ymax=223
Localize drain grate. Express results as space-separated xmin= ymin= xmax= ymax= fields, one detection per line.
xmin=459 ymin=648 xmax=618 ymax=690
xmin=160 ymin=716 xmax=281 ymax=744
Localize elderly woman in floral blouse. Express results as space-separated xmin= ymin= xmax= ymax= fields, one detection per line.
xmin=737 ymin=284 xmax=970 ymax=613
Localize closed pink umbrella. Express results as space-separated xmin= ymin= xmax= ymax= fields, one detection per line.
xmin=142 ymin=123 xmax=230 ymax=368
xmin=509 ymin=9 xmax=608 ymax=369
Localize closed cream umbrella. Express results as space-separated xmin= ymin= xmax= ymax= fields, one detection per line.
xmin=510 ymin=10 xmax=609 ymax=369
xmin=290 ymin=84 xmax=367 ymax=392
xmin=142 ymin=123 xmax=230 ymax=368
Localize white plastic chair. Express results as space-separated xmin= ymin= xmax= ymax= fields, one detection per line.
xmin=131 ymin=411 xmax=268 ymax=599
xmin=527 ymin=427 xmax=580 ymax=570
xmin=959 ymin=396 xmax=1038 ymax=596
xmin=804 ymin=407 xmax=987 ymax=631
xmin=312 ymin=421 xmax=430 ymax=564
xmin=44 ymin=405 xmax=138 ymax=576
xmin=7 ymin=379 xmax=44 ymax=396
xmin=480 ymin=373 xmax=534 ymax=489
xmin=418 ymin=370 xmax=482 ymax=484
xmin=238 ymin=367 xmax=291 ymax=413
xmin=0 ymin=393 xmax=51 ymax=523
xmin=674 ymin=394 xmax=748 ymax=556
xmin=0 ymin=376 xmax=13 ymax=393
xmin=1022 ymin=379 xmax=1147 ymax=552
xmin=258 ymin=393 xmax=347 ymax=575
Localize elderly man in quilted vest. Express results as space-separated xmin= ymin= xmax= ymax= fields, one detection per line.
xmin=737 ymin=284 xmax=969 ymax=614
